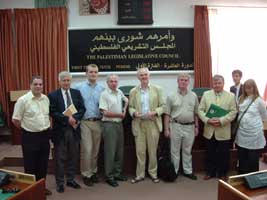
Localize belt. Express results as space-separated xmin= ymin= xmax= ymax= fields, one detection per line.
xmin=173 ymin=119 xmax=195 ymax=125
xmin=22 ymin=128 xmax=50 ymax=134
xmin=85 ymin=118 xmax=101 ymax=121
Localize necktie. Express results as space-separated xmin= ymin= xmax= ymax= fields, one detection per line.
xmin=65 ymin=90 xmax=72 ymax=108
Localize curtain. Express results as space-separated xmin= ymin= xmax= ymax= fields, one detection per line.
xmin=0 ymin=9 xmax=15 ymax=127
xmin=194 ymin=6 xmax=212 ymax=88
xmin=14 ymin=7 xmax=68 ymax=94
xmin=35 ymin=0 xmax=68 ymax=8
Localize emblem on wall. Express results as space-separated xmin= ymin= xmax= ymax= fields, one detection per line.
xmin=79 ymin=0 xmax=111 ymax=15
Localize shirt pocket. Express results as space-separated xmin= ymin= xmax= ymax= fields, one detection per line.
xmin=25 ymin=103 xmax=39 ymax=118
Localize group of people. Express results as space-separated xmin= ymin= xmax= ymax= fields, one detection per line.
xmin=11 ymin=65 xmax=267 ymax=196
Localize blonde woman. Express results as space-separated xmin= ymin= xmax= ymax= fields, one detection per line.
xmin=235 ymin=79 xmax=267 ymax=174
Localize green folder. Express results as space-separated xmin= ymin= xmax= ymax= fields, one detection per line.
xmin=206 ymin=104 xmax=229 ymax=118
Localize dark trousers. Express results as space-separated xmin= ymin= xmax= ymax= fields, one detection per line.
xmin=237 ymin=145 xmax=260 ymax=174
xmin=101 ymin=121 xmax=124 ymax=180
xmin=54 ymin=127 xmax=79 ymax=186
xmin=205 ymin=136 xmax=230 ymax=177
xmin=21 ymin=129 xmax=50 ymax=181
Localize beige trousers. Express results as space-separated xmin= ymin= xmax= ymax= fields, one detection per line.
xmin=170 ymin=123 xmax=195 ymax=174
xmin=135 ymin=120 xmax=160 ymax=179
xmin=80 ymin=120 xmax=102 ymax=178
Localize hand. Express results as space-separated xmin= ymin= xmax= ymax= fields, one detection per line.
xmin=195 ymin=127 xmax=199 ymax=136
xmin=134 ymin=112 xmax=142 ymax=118
xmin=164 ymin=129 xmax=170 ymax=138
xmin=146 ymin=111 xmax=157 ymax=120
xmin=68 ymin=116 xmax=77 ymax=127
xmin=207 ymin=118 xmax=221 ymax=127
xmin=121 ymin=111 xmax=126 ymax=119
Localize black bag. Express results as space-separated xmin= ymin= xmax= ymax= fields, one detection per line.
xmin=158 ymin=137 xmax=177 ymax=182
xmin=231 ymin=118 xmax=239 ymax=138
xmin=0 ymin=170 xmax=11 ymax=186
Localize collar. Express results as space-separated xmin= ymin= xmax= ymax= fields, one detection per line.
xmin=61 ymin=88 xmax=70 ymax=93
xmin=87 ymin=80 xmax=97 ymax=87
xmin=178 ymin=88 xmax=188 ymax=95
xmin=29 ymin=91 xmax=44 ymax=100
xmin=107 ymin=87 xmax=118 ymax=94
xmin=235 ymin=83 xmax=241 ymax=88
xmin=214 ymin=90 xmax=223 ymax=96
xmin=139 ymin=83 xmax=150 ymax=90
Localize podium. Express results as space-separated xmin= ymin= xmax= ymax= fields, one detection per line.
xmin=218 ymin=170 xmax=267 ymax=200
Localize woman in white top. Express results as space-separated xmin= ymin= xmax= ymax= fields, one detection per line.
xmin=235 ymin=79 xmax=267 ymax=174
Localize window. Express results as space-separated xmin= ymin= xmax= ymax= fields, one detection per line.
xmin=208 ymin=7 xmax=267 ymax=96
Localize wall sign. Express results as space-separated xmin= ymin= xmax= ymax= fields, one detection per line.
xmin=68 ymin=28 xmax=194 ymax=72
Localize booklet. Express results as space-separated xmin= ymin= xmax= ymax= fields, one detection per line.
xmin=63 ymin=104 xmax=77 ymax=117
xmin=206 ymin=104 xmax=229 ymax=118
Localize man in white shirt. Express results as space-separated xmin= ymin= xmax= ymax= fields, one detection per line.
xmin=12 ymin=76 xmax=52 ymax=195
xmin=99 ymin=74 xmax=128 ymax=187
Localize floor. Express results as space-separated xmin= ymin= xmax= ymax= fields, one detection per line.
xmin=1 ymin=140 xmax=267 ymax=200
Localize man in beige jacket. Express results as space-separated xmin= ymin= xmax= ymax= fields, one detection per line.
xmin=198 ymin=75 xmax=237 ymax=180
xmin=129 ymin=67 xmax=165 ymax=183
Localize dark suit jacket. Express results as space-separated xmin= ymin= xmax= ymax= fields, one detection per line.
xmin=230 ymin=84 xmax=243 ymax=98
xmin=48 ymin=88 xmax=85 ymax=144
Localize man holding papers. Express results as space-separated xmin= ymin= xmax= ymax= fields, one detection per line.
xmin=48 ymin=71 xmax=85 ymax=193
xmin=198 ymin=75 xmax=237 ymax=180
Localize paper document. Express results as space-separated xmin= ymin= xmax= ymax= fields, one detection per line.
xmin=63 ymin=104 xmax=77 ymax=117
xmin=206 ymin=104 xmax=229 ymax=118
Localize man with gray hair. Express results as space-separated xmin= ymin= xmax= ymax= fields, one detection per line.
xmin=48 ymin=71 xmax=85 ymax=193
xmin=99 ymin=74 xmax=128 ymax=187
xmin=129 ymin=67 xmax=165 ymax=184
xmin=198 ymin=74 xmax=237 ymax=180
xmin=164 ymin=73 xmax=199 ymax=180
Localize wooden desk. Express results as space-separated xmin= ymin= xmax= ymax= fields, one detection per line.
xmin=0 ymin=169 xmax=45 ymax=200
xmin=218 ymin=170 xmax=267 ymax=200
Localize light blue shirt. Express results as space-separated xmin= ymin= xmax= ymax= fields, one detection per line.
xmin=74 ymin=81 xmax=104 ymax=119
xmin=140 ymin=87 xmax=150 ymax=114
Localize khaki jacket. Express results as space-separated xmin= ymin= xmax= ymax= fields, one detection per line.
xmin=198 ymin=90 xmax=237 ymax=140
xmin=129 ymin=84 xmax=165 ymax=136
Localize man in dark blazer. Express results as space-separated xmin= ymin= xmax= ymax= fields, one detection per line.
xmin=48 ymin=71 xmax=85 ymax=193
xmin=230 ymin=69 xmax=243 ymax=102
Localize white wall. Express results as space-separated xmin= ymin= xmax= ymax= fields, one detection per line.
xmin=1 ymin=0 xmax=267 ymax=96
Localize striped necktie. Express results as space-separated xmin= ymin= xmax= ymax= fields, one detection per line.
xmin=65 ymin=90 xmax=72 ymax=108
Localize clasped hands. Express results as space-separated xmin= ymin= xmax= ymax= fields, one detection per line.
xmin=134 ymin=111 xmax=157 ymax=120
xmin=207 ymin=118 xmax=221 ymax=127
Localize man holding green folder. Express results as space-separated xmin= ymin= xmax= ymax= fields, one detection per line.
xmin=198 ymin=75 xmax=237 ymax=180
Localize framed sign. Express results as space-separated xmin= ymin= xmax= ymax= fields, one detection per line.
xmin=68 ymin=28 xmax=194 ymax=72
xmin=118 ymin=0 xmax=153 ymax=25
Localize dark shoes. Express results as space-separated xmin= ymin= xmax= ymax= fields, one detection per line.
xmin=45 ymin=188 xmax=52 ymax=195
xmin=56 ymin=185 xmax=64 ymax=193
xmin=106 ymin=179 xmax=119 ymax=187
xmin=66 ymin=180 xmax=81 ymax=189
xmin=91 ymin=174 xmax=99 ymax=183
xmin=83 ymin=177 xmax=94 ymax=187
xmin=115 ymin=175 xmax=128 ymax=181
xmin=183 ymin=173 xmax=198 ymax=180
xmin=83 ymin=174 xmax=99 ymax=186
